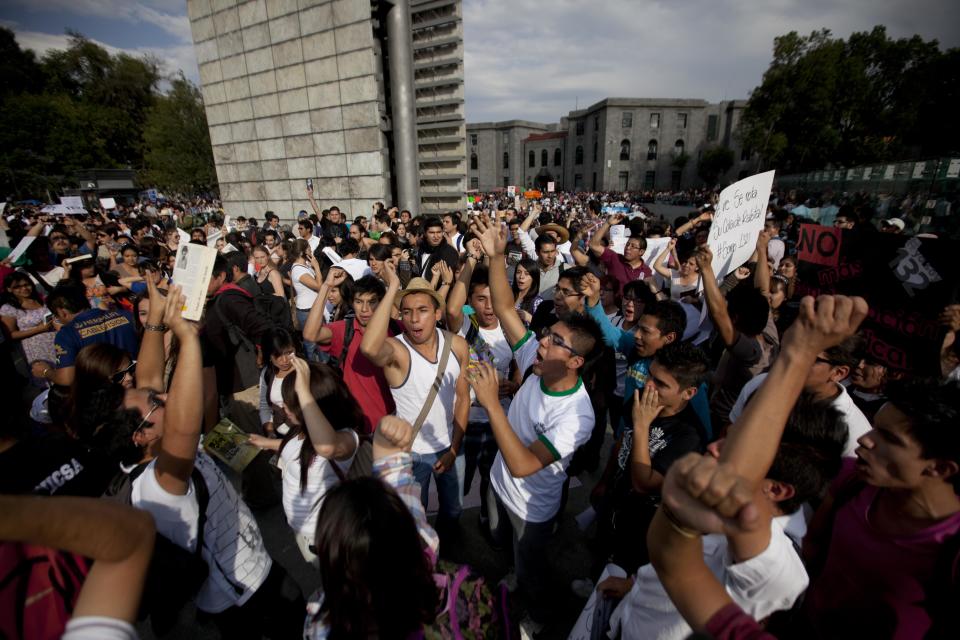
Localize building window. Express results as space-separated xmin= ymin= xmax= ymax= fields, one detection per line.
xmin=644 ymin=170 xmax=656 ymax=190
xmin=503 ymin=152 xmax=509 ymax=169
xmin=553 ymin=148 xmax=562 ymax=166
xmin=592 ymin=140 xmax=598 ymax=162
xmin=622 ymin=112 xmax=633 ymax=128
xmin=503 ymin=176 xmax=509 ymax=188
xmin=541 ymin=149 xmax=548 ymax=166
xmin=674 ymin=139 xmax=684 ymax=155
xmin=575 ymin=146 xmax=584 ymax=165
xmin=678 ymin=113 xmax=687 ymax=129
xmin=502 ymin=132 xmax=508 ymax=144
xmin=618 ymin=171 xmax=629 ymax=190
xmin=650 ymin=113 xmax=660 ymax=129
xmin=470 ymin=177 xmax=479 ymax=189
xmin=671 ymin=169 xmax=682 ymax=190
xmin=592 ymin=172 xmax=597 ymax=190
xmin=575 ymin=120 xmax=585 ymax=136
xmin=619 ymin=139 xmax=631 ymax=161
xmin=470 ymin=134 xmax=477 ymax=146
xmin=740 ymin=147 xmax=751 ymax=161
xmin=707 ymin=114 xmax=718 ymax=141
xmin=574 ymin=174 xmax=583 ymax=189
xmin=594 ymin=115 xmax=599 ymax=131
xmin=647 ymin=139 xmax=658 ymax=160
xmin=528 ymin=150 xmax=535 ymax=167
xmin=470 ymin=153 xmax=477 ymax=170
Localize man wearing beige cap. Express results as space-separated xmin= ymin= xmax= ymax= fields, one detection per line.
xmin=360 ymin=262 xmax=470 ymax=538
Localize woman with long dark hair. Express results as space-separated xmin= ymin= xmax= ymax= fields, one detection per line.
xmin=1 ymin=272 xmax=56 ymax=377
xmin=305 ymin=415 xmax=439 ymax=638
xmin=248 ymin=357 xmax=360 ymax=565
xmin=254 ymin=328 xmax=300 ymax=438
xmin=511 ymin=257 xmax=542 ymax=325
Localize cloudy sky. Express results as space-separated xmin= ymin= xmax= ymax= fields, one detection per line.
xmin=5 ymin=0 xmax=958 ymax=124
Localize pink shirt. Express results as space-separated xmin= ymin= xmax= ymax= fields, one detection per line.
xmin=804 ymin=459 xmax=960 ymax=638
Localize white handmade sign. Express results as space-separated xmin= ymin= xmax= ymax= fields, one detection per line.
xmin=706 ymin=170 xmax=775 ymax=280
xmin=60 ymin=196 xmax=84 ymax=209
xmin=99 ymin=198 xmax=117 ymax=209
xmin=547 ymin=181 xmax=555 ymax=193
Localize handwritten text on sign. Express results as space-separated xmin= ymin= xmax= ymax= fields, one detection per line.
xmin=707 ymin=170 xmax=775 ymax=279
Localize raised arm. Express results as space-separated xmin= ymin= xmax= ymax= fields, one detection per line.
xmin=302 ymin=268 xmax=346 ymax=344
xmin=581 ymin=272 xmax=636 ymax=354
xmin=674 ymin=211 xmax=712 ymax=237
xmin=694 ymin=246 xmax=736 ymax=346
xmin=359 ymin=261 xmax=403 ymax=367
xmin=446 ymin=254 xmax=477 ymax=333
xmin=589 ymin=214 xmax=620 ymax=258
xmin=306 ymin=185 xmax=322 ymax=218
xmin=289 ymin=356 xmax=357 ymax=460
xmin=0 ymin=495 xmax=155 ymax=625
xmin=472 ymin=214 xmax=528 ymax=346
xmin=653 ymin=238 xmax=677 ymax=279
xmin=753 ymin=230 xmax=772 ymax=297
xmin=720 ymin=295 xmax=868 ymax=486
xmin=569 ymin=228 xmax=591 ymax=267
xmin=135 ymin=270 xmax=167 ymax=392
xmin=630 ymin=384 xmax=667 ymax=492
xmin=154 ymin=286 xmax=204 ymax=496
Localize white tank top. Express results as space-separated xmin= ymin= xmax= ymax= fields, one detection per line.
xmin=391 ymin=329 xmax=460 ymax=455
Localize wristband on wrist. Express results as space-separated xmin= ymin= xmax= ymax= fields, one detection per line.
xmin=144 ymin=323 xmax=168 ymax=332
xmin=660 ymin=503 xmax=700 ymax=539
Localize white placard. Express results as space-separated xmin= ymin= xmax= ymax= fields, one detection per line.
xmin=641 ymin=236 xmax=671 ymax=265
xmin=707 ymin=170 xmax=775 ymax=280
xmin=884 ymin=164 xmax=895 ymax=180
xmin=99 ymin=197 xmax=117 ymax=210
xmin=912 ymin=162 xmax=925 ymax=179
xmin=205 ymin=229 xmax=222 ymax=247
xmin=40 ymin=204 xmax=87 ymax=215
xmin=862 ymin=167 xmax=872 ymax=180
xmin=609 ymin=224 xmax=627 ymax=254
xmin=507 ymin=185 xmax=516 ymax=197
xmin=171 ymin=242 xmax=217 ymax=321
xmin=947 ymin=159 xmax=960 ymax=179
xmin=547 ymin=181 xmax=555 ymax=193
xmin=5 ymin=236 xmax=36 ymax=264
xmin=60 ymin=196 xmax=84 ymax=209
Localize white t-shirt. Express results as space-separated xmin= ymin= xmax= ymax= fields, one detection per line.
xmin=490 ymin=332 xmax=595 ymax=523
xmin=458 ymin=314 xmax=513 ymax=423
xmin=607 ymin=511 xmax=809 ymax=640
xmin=269 ymin=374 xmax=284 ymax=408
xmin=728 ymin=373 xmax=871 ymax=457
xmin=291 ymin=263 xmax=318 ymax=309
xmin=279 ymin=430 xmax=359 ymax=540
xmin=62 ymin=617 xmax=137 ymax=640
xmin=131 ymin=451 xmax=272 ymax=613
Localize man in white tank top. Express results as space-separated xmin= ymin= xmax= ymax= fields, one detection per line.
xmin=360 ymin=264 xmax=470 ymax=537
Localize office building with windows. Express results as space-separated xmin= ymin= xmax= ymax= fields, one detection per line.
xmin=187 ymin=0 xmax=466 ymax=220
xmin=468 ymin=97 xmax=752 ymax=192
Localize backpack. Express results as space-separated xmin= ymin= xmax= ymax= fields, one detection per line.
xmin=423 ymin=560 xmax=519 ymax=640
xmin=211 ymin=289 xmax=262 ymax=392
xmin=104 ymin=463 xmax=214 ymax=636
xmin=254 ymin=286 xmax=294 ymax=332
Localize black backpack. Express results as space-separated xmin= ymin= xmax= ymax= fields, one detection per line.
xmin=254 ymin=289 xmax=294 ymax=332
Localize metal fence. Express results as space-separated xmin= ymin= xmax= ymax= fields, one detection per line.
xmin=777 ymin=157 xmax=960 ymax=197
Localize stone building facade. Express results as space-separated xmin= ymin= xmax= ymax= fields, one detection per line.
xmin=468 ymin=97 xmax=754 ymax=193
xmin=187 ymin=0 xmax=466 ymax=221
xmin=466 ymin=120 xmax=553 ymax=191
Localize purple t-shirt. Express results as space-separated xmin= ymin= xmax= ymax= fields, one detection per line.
xmin=599 ymin=247 xmax=651 ymax=290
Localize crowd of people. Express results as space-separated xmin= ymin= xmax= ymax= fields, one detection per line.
xmin=0 ymin=183 xmax=958 ymax=640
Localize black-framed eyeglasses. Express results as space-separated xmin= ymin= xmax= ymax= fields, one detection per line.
xmin=814 ymin=357 xmax=837 ymax=367
xmin=112 ymin=360 xmax=137 ymax=384
xmin=556 ymin=287 xmax=583 ymax=299
xmin=136 ymin=390 xmax=165 ymax=432
xmin=537 ymin=327 xmax=580 ymax=357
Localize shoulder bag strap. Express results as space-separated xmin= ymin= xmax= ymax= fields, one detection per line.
xmin=410 ymin=329 xmax=454 ymax=439
xmin=340 ymin=318 xmax=355 ymax=366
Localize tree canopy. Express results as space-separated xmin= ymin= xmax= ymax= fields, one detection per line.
xmin=739 ymin=26 xmax=960 ymax=173
xmin=0 ymin=28 xmax=217 ymax=199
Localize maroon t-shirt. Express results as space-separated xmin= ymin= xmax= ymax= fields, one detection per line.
xmin=600 ymin=246 xmax=651 ymax=290
xmin=319 ymin=318 xmax=396 ymax=434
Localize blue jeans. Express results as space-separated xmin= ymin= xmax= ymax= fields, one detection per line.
xmin=296 ymin=308 xmax=318 ymax=362
xmin=411 ymin=447 xmax=464 ymax=523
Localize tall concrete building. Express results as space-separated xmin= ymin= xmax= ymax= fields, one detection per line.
xmin=187 ymin=0 xmax=466 ymax=221
xmin=468 ymin=98 xmax=754 ymax=192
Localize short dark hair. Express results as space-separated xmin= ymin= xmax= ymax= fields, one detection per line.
xmin=265 ymin=211 xmax=278 ymax=222
xmin=560 ymin=312 xmax=603 ymax=366
xmin=886 ymin=379 xmax=960 ymax=491
xmin=468 ymin=265 xmax=490 ymax=298
xmin=652 ymin=342 xmax=710 ymax=389
xmin=368 ymin=243 xmax=392 ymax=262
xmin=646 ymin=300 xmax=686 ymax=341
xmin=298 ymin=219 xmax=313 ymax=231
xmin=225 ymin=250 xmax=248 ymax=275
xmin=535 ymin=234 xmax=556 ymax=251
xmin=727 ymin=286 xmax=770 ymax=337
xmin=211 ymin=253 xmax=230 ymax=279
xmin=46 ymin=282 xmax=91 ymax=315
xmin=824 ymin=335 xmax=864 ymax=371
xmin=422 ymin=217 xmax=443 ymax=231
xmin=338 ymin=237 xmax=360 ymax=257
xmin=557 ymin=266 xmax=590 ymax=296
xmin=353 ymin=275 xmax=386 ymax=300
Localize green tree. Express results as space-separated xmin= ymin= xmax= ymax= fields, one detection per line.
xmin=141 ymin=75 xmax=218 ymax=195
xmin=697 ymin=146 xmax=734 ymax=186
xmin=740 ymin=26 xmax=959 ymax=172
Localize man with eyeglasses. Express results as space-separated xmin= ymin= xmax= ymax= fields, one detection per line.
xmin=728 ymin=335 xmax=871 ymax=457
xmin=469 ymin=214 xmax=602 ymax=634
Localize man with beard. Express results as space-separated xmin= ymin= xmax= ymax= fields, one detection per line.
xmin=418 ymin=217 xmax=459 ymax=276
